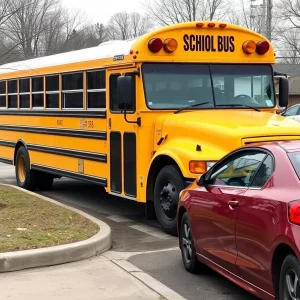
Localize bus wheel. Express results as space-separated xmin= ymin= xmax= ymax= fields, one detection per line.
xmin=15 ymin=146 xmax=37 ymax=191
xmin=36 ymin=173 xmax=54 ymax=191
xmin=154 ymin=165 xmax=185 ymax=236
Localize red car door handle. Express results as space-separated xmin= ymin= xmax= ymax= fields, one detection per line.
xmin=228 ymin=200 xmax=239 ymax=209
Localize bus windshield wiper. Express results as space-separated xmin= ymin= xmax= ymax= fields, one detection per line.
xmin=174 ymin=102 xmax=209 ymax=114
xmin=215 ymin=104 xmax=261 ymax=112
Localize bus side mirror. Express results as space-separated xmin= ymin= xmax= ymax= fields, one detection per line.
xmin=279 ymin=77 xmax=289 ymax=108
xmin=116 ymin=75 xmax=141 ymax=126
xmin=117 ymin=76 xmax=134 ymax=110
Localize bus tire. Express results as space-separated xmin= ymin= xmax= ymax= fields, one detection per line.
xmin=36 ymin=173 xmax=54 ymax=191
xmin=15 ymin=146 xmax=37 ymax=191
xmin=154 ymin=165 xmax=185 ymax=236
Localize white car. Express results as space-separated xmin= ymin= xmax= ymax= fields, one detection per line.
xmin=280 ymin=104 xmax=300 ymax=122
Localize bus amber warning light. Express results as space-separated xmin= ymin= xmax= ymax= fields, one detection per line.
xmin=242 ymin=40 xmax=269 ymax=55
xmin=148 ymin=38 xmax=178 ymax=53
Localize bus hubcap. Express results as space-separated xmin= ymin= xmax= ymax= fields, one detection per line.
xmin=160 ymin=181 xmax=177 ymax=219
xmin=18 ymin=156 xmax=26 ymax=183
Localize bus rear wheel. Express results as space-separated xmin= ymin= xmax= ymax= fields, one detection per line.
xmin=15 ymin=146 xmax=37 ymax=191
xmin=154 ymin=165 xmax=185 ymax=236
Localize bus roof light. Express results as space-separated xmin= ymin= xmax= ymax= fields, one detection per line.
xmin=148 ymin=38 xmax=163 ymax=53
xmin=219 ymin=23 xmax=227 ymax=28
xmin=256 ymin=41 xmax=270 ymax=54
xmin=196 ymin=23 xmax=204 ymax=27
xmin=208 ymin=23 xmax=215 ymax=27
xmin=242 ymin=40 xmax=256 ymax=54
xmin=163 ymin=38 xmax=178 ymax=53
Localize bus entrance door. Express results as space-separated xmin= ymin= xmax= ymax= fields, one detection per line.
xmin=107 ymin=68 xmax=138 ymax=199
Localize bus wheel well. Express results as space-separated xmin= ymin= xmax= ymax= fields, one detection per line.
xmin=14 ymin=141 xmax=27 ymax=165
xmin=272 ymin=243 xmax=296 ymax=298
xmin=146 ymin=155 xmax=180 ymax=204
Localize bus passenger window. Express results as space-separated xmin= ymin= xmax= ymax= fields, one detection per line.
xmin=8 ymin=80 xmax=17 ymax=109
xmin=0 ymin=81 xmax=6 ymax=108
xmin=19 ymin=78 xmax=30 ymax=108
xmin=62 ymin=72 xmax=83 ymax=109
xmin=32 ymin=77 xmax=44 ymax=108
xmin=87 ymin=70 xmax=106 ymax=109
xmin=46 ymin=75 xmax=59 ymax=109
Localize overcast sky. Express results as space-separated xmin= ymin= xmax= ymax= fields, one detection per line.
xmin=62 ymin=0 xmax=144 ymax=24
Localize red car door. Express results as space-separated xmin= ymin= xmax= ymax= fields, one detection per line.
xmin=235 ymin=154 xmax=276 ymax=294
xmin=192 ymin=185 xmax=246 ymax=274
xmin=193 ymin=150 xmax=268 ymax=275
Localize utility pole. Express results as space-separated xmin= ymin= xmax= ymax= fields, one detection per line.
xmin=266 ymin=0 xmax=272 ymax=41
xmin=250 ymin=0 xmax=272 ymax=40
xmin=261 ymin=0 xmax=266 ymax=38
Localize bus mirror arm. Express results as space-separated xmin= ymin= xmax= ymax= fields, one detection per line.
xmin=120 ymin=102 xmax=141 ymax=126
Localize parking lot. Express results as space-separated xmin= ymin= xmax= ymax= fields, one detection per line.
xmin=0 ymin=163 xmax=259 ymax=300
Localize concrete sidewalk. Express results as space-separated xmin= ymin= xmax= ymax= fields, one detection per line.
xmin=0 ymin=256 xmax=162 ymax=300
xmin=0 ymin=251 xmax=187 ymax=300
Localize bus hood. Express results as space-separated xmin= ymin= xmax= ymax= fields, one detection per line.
xmin=155 ymin=109 xmax=300 ymax=157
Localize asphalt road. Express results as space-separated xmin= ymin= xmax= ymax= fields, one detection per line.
xmin=130 ymin=250 xmax=260 ymax=300
xmin=0 ymin=163 xmax=260 ymax=300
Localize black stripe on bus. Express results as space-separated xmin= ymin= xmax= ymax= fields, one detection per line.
xmin=0 ymin=125 xmax=106 ymax=140
xmin=0 ymin=157 xmax=13 ymax=165
xmin=123 ymin=132 xmax=137 ymax=197
xmin=110 ymin=131 xmax=122 ymax=193
xmin=27 ymin=145 xmax=107 ymax=163
xmin=0 ymin=140 xmax=15 ymax=148
xmin=31 ymin=164 xmax=107 ymax=186
xmin=0 ymin=110 xmax=106 ymax=118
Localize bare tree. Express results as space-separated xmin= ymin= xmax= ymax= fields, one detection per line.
xmin=106 ymin=11 xmax=131 ymax=40
xmin=142 ymin=0 xmax=228 ymax=26
xmin=279 ymin=0 xmax=300 ymax=29
xmin=275 ymin=28 xmax=300 ymax=63
xmin=106 ymin=11 xmax=153 ymax=40
xmin=0 ymin=0 xmax=90 ymax=60
xmin=3 ymin=0 xmax=63 ymax=58
xmin=94 ymin=23 xmax=108 ymax=44
xmin=273 ymin=0 xmax=300 ymax=61
xmin=0 ymin=0 xmax=27 ymax=27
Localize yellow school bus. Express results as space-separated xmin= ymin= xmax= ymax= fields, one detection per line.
xmin=0 ymin=21 xmax=299 ymax=235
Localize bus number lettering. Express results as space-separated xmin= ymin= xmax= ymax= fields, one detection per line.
xmin=57 ymin=119 xmax=63 ymax=126
xmin=183 ymin=34 xmax=235 ymax=52
xmin=87 ymin=121 xmax=94 ymax=128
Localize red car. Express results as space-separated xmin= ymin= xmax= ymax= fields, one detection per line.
xmin=177 ymin=140 xmax=300 ymax=300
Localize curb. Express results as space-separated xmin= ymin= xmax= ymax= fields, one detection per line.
xmin=0 ymin=184 xmax=112 ymax=273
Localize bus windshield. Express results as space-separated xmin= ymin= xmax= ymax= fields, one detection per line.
xmin=142 ymin=63 xmax=275 ymax=110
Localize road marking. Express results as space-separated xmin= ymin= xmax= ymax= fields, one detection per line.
xmin=102 ymin=247 xmax=179 ymax=260
xmin=112 ymin=259 xmax=186 ymax=300
xmin=130 ymin=224 xmax=172 ymax=240
xmin=106 ymin=215 xmax=132 ymax=222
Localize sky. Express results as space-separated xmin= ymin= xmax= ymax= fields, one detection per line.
xmin=62 ymin=0 xmax=144 ymax=24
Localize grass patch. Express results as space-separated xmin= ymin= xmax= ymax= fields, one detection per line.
xmin=0 ymin=185 xmax=99 ymax=253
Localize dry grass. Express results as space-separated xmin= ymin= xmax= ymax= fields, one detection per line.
xmin=0 ymin=185 xmax=99 ymax=253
